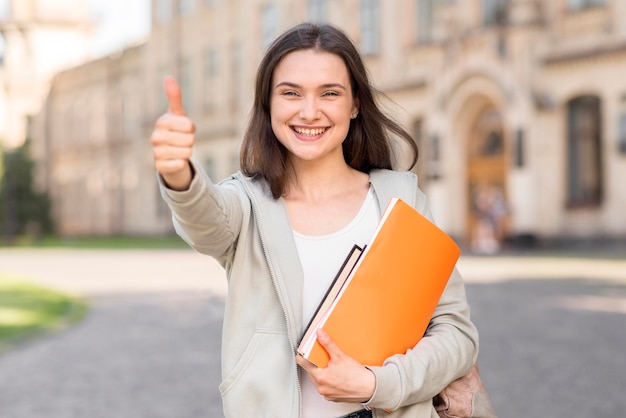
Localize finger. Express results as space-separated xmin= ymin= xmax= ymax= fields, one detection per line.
xmin=155 ymin=114 xmax=195 ymax=133
xmin=164 ymin=75 xmax=186 ymax=116
xmin=154 ymin=158 xmax=189 ymax=175
xmin=296 ymin=354 xmax=317 ymax=372
xmin=151 ymin=129 xmax=195 ymax=148
xmin=316 ymin=329 xmax=342 ymax=360
xmin=152 ymin=145 xmax=193 ymax=162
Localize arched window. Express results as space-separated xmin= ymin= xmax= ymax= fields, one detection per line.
xmin=566 ymin=95 xmax=603 ymax=207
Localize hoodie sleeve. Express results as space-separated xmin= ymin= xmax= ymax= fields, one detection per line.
xmin=158 ymin=159 xmax=247 ymax=262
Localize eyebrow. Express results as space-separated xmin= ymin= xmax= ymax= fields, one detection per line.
xmin=274 ymin=81 xmax=347 ymax=91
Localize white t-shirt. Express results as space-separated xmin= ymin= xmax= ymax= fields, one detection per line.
xmin=293 ymin=187 xmax=379 ymax=418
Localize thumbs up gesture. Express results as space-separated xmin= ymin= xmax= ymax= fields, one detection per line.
xmin=151 ymin=76 xmax=195 ymax=191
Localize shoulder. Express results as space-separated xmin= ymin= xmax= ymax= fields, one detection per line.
xmin=369 ymin=168 xmax=418 ymax=189
xmin=226 ymin=172 xmax=284 ymax=218
xmin=228 ymin=172 xmax=273 ymax=199
xmin=369 ymin=169 xmax=427 ymax=212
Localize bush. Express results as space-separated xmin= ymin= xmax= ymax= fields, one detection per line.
xmin=0 ymin=140 xmax=54 ymax=241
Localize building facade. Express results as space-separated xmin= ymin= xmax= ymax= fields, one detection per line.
xmin=27 ymin=0 xmax=626 ymax=245
xmin=0 ymin=0 xmax=93 ymax=149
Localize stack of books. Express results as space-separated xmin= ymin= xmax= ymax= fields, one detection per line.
xmin=297 ymin=198 xmax=461 ymax=368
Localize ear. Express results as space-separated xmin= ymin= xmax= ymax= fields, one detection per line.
xmin=351 ymin=97 xmax=360 ymax=119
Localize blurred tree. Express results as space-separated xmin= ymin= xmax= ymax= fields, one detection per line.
xmin=0 ymin=139 xmax=54 ymax=242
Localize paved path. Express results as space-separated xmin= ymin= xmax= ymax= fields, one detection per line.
xmin=0 ymin=249 xmax=227 ymax=418
xmin=0 ymin=248 xmax=625 ymax=417
xmin=462 ymin=254 xmax=626 ymax=418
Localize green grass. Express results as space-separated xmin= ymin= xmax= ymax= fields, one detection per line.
xmin=1 ymin=235 xmax=190 ymax=249
xmin=0 ymin=274 xmax=88 ymax=352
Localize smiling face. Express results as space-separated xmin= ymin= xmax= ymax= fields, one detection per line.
xmin=270 ymin=49 xmax=358 ymax=167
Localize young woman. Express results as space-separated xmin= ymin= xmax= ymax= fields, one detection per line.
xmin=151 ymin=23 xmax=478 ymax=418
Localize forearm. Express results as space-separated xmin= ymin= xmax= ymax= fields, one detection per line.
xmin=161 ymin=161 xmax=194 ymax=191
xmin=158 ymin=160 xmax=244 ymax=258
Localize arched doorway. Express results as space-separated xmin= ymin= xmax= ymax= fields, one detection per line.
xmin=467 ymin=107 xmax=509 ymax=253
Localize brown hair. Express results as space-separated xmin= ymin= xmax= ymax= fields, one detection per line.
xmin=240 ymin=22 xmax=418 ymax=198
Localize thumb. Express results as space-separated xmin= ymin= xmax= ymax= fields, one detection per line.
xmin=317 ymin=329 xmax=342 ymax=359
xmin=164 ymin=75 xmax=186 ymax=116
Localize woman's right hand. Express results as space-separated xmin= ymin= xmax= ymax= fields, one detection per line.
xmin=151 ymin=76 xmax=195 ymax=191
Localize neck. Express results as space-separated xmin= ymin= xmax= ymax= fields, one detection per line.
xmin=284 ymin=157 xmax=364 ymax=203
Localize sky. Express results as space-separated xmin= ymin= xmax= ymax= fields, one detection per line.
xmin=0 ymin=0 xmax=151 ymax=58
xmin=89 ymin=0 xmax=152 ymax=57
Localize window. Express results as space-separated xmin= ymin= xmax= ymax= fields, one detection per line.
xmin=416 ymin=0 xmax=433 ymax=43
xmin=179 ymin=0 xmax=195 ymax=15
xmin=230 ymin=42 xmax=242 ymax=110
xmin=360 ymin=0 xmax=380 ymax=55
xmin=203 ymin=48 xmax=218 ymax=111
xmin=307 ymin=0 xmax=327 ymax=22
xmin=262 ymin=4 xmax=279 ymax=49
xmin=179 ymin=58 xmax=193 ymax=114
xmin=482 ymin=0 xmax=508 ymax=26
xmin=470 ymin=109 xmax=504 ymax=157
xmin=567 ymin=0 xmax=606 ymax=11
xmin=566 ymin=96 xmax=603 ymax=207
xmin=108 ymin=90 xmax=123 ymax=142
xmin=156 ymin=0 xmax=172 ymax=23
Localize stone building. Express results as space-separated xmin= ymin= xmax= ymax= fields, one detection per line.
xmin=0 ymin=0 xmax=93 ymax=149
xmin=26 ymin=0 xmax=626 ymax=246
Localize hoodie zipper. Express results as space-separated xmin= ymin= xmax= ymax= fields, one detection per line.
xmin=241 ymin=178 xmax=303 ymax=418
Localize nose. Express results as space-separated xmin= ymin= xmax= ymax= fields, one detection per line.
xmin=299 ymin=96 xmax=320 ymax=121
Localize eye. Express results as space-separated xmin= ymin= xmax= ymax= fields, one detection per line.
xmin=281 ymin=90 xmax=299 ymax=97
xmin=322 ymin=91 xmax=339 ymax=97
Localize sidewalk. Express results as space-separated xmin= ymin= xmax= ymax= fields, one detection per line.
xmin=1 ymin=246 xmax=622 ymax=294
xmin=0 ymin=248 xmax=227 ymax=296
xmin=458 ymin=250 xmax=626 ymax=284
xmin=0 ymin=248 xmax=227 ymax=418
xmin=0 ymin=247 xmax=625 ymax=417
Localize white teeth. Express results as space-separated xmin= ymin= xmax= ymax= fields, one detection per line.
xmin=294 ymin=127 xmax=326 ymax=136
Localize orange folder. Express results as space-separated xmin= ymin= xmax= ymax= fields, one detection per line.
xmin=298 ymin=197 xmax=461 ymax=368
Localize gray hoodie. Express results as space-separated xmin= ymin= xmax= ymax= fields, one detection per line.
xmin=159 ymin=161 xmax=478 ymax=418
